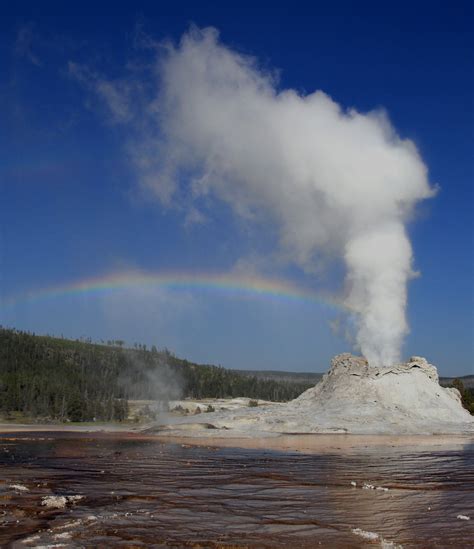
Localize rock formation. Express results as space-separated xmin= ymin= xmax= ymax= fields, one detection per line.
xmin=158 ymin=354 xmax=474 ymax=436
xmin=288 ymin=354 xmax=474 ymax=434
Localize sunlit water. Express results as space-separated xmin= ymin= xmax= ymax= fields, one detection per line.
xmin=0 ymin=432 xmax=473 ymax=548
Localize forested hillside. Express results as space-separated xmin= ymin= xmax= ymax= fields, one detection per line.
xmin=0 ymin=328 xmax=313 ymax=422
xmin=234 ymin=369 xmax=323 ymax=384
xmin=439 ymin=375 xmax=474 ymax=389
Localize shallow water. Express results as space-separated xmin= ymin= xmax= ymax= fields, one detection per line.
xmin=0 ymin=432 xmax=473 ymax=548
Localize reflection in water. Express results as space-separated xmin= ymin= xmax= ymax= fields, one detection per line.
xmin=0 ymin=432 xmax=473 ymax=548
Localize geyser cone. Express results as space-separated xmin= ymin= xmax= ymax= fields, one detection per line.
xmin=156 ymin=354 xmax=474 ymax=436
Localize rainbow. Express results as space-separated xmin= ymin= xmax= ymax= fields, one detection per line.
xmin=3 ymin=270 xmax=343 ymax=310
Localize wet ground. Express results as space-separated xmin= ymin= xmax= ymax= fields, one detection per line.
xmin=0 ymin=432 xmax=473 ymax=548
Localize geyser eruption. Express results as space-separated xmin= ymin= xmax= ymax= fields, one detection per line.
xmin=92 ymin=27 xmax=436 ymax=366
xmin=344 ymin=223 xmax=414 ymax=367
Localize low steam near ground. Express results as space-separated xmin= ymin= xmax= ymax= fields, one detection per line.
xmin=71 ymin=26 xmax=436 ymax=367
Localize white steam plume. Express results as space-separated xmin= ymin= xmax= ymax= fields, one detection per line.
xmin=79 ymin=27 xmax=436 ymax=366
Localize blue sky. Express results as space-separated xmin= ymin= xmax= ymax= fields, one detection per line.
xmin=1 ymin=2 xmax=473 ymax=375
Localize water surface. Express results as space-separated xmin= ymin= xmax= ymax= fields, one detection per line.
xmin=0 ymin=432 xmax=473 ymax=547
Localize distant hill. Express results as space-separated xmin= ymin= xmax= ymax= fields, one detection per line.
xmin=236 ymin=370 xmax=474 ymax=388
xmin=235 ymin=369 xmax=323 ymax=385
xmin=440 ymin=375 xmax=474 ymax=389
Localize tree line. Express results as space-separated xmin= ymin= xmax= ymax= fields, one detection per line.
xmin=0 ymin=328 xmax=313 ymax=422
xmin=451 ymin=378 xmax=474 ymax=414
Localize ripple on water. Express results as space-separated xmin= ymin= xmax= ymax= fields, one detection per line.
xmin=0 ymin=432 xmax=473 ymax=548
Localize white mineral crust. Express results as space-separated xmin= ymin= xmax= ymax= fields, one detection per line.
xmin=158 ymin=354 xmax=474 ymax=436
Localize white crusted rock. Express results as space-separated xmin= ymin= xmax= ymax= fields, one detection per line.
xmin=154 ymin=354 xmax=474 ymax=436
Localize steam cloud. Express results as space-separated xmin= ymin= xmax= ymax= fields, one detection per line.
xmin=77 ymin=27 xmax=436 ymax=366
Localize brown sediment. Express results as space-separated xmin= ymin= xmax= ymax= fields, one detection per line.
xmin=149 ymin=433 xmax=474 ymax=454
xmin=0 ymin=422 xmax=144 ymax=433
xmin=1 ymin=423 xmax=473 ymax=455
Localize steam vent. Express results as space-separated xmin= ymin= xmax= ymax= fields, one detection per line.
xmin=161 ymin=354 xmax=474 ymax=436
